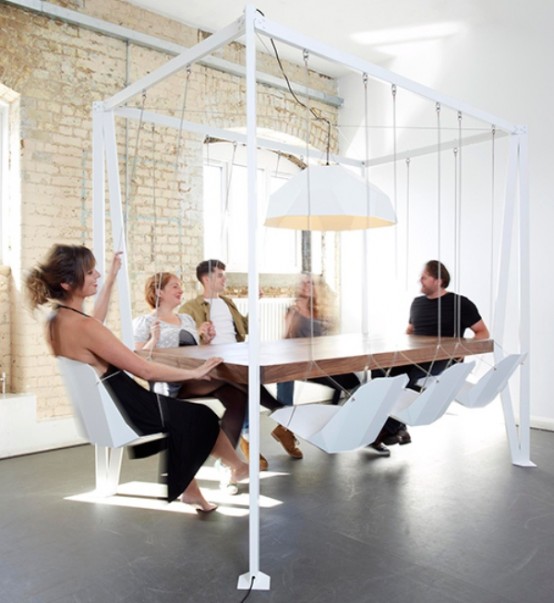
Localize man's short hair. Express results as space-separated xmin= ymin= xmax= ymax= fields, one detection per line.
xmin=196 ymin=259 xmax=226 ymax=283
xmin=425 ymin=260 xmax=451 ymax=289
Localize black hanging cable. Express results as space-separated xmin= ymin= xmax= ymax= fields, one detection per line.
xmin=269 ymin=38 xmax=332 ymax=164
xmin=238 ymin=575 xmax=255 ymax=602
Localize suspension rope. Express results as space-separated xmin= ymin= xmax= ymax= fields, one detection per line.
xmin=218 ymin=140 xmax=237 ymax=262
xmin=120 ymin=89 xmax=148 ymax=264
xmin=302 ymin=49 xmax=316 ymax=354
xmin=405 ymin=157 xmax=411 ymax=290
xmin=392 ymin=84 xmax=398 ymax=277
xmin=489 ymin=125 xmax=496 ymax=325
xmin=129 ymin=90 xmax=147 ymax=199
xmin=455 ymin=111 xmax=463 ymax=338
xmin=362 ymin=73 xmax=370 ymax=335
xmin=174 ymin=67 xmax=191 ymax=174
xmin=453 ymin=146 xmax=461 ymax=336
xmin=435 ymin=102 xmax=443 ymax=342
xmin=172 ymin=68 xmax=192 ymax=283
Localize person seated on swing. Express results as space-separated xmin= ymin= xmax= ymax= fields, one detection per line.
xmin=372 ymin=259 xmax=490 ymax=446
xmin=275 ymin=273 xmax=391 ymax=456
xmin=25 ymin=244 xmax=249 ymax=513
xmin=133 ymin=271 xmax=250 ymax=453
xmin=276 ymin=272 xmax=360 ymax=405
xmin=181 ymin=259 xmax=304 ymax=464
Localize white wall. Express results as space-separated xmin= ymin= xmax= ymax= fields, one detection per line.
xmin=338 ymin=17 xmax=554 ymax=427
xmin=0 ymin=394 xmax=85 ymax=458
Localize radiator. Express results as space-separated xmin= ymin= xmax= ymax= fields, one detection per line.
xmin=233 ymin=298 xmax=293 ymax=341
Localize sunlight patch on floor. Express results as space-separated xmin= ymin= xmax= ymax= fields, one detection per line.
xmin=64 ymin=466 xmax=289 ymax=517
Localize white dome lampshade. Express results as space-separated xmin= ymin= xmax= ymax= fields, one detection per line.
xmin=264 ymin=164 xmax=397 ymax=231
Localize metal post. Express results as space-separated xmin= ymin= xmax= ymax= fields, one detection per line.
xmin=102 ymin=111 xmax=134 ymax=348
xmin=516 ymin=129 xmax=532 ymax=465
xmin=494 ymin=133 xmax=534 ymax=467
xmin=237 ymin=3 xmax=270 ymax=592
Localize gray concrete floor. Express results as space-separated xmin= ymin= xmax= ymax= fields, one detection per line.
xmin=1 ymin=404 xmax=553 ymax=603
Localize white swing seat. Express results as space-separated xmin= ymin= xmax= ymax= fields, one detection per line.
xmin=270 ymin=374 xmax=409 ymax=453
xmin=57 ymin=356 xmax=166 ymax=496
xmin=455 ymin=353 xmax=527 ymax=408
xmin=391 ymin=361 xmax=475 ymax=426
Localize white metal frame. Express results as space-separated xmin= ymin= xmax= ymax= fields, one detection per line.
xmin=92 ymin=5 xmax=531 ymax=590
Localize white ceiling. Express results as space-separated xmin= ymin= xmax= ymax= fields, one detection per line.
xmin=123 ymin=0 xmax=538 ymax=77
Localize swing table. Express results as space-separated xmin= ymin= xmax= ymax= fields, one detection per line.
xmin=139 ymin=334 xmax=494 ymax=384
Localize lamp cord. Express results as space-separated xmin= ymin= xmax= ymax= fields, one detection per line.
xmin=269 ymin=38 xmax=332 ymax=165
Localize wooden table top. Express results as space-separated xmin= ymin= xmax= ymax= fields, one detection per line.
xmin=139 ymin=334 xmax=494 ymax=384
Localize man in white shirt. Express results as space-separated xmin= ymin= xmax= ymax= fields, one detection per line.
xmin=181 ymin=259 xmax=303 ymax=466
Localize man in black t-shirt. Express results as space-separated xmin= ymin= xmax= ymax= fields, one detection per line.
xmin=373 ymin=260 xmax=490 ymax=446
xmin=407 ymin=260 xmax=488 ymax=339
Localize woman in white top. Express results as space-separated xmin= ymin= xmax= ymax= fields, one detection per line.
xmin=133 ymin=272 xmax=247 ymax=449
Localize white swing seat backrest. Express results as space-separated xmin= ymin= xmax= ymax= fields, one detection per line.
xmin=57 ymin=356 xmax=159 ymax=448
xmin=391 ymin=361 xmax=475 ymax=426
xmin=271 ymin=374 xmax=409 ymax=454
xmin=455 ymin=353 xmax=527 ymax=408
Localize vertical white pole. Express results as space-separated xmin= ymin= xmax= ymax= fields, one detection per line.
xmin=102 ymin=111 xmax=134 ymax=348
xmin=361 ymin=76 xmax=370 ymax=338
xmin=493 ymin=135 xmax=517 ymax=343
xmin=92 ymin=103 xmax=106 ymax=283
xmin=517 ymin=129 xmax=533 ymax=465
xmin=495 ymin=133 xmax=533 ymax=466
xmin=237 ymin=4 xmax=271 ymax=592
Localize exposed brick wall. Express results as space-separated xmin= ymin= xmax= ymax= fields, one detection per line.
xmin=0 ymin=0 xmax=338 ymax=418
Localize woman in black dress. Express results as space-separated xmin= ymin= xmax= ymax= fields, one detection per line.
xmin=25 ymin=244 xmax=249 ymax=512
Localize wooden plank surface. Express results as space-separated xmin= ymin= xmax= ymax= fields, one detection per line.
xmin=139 ymin=334 xmax=494 ymax=384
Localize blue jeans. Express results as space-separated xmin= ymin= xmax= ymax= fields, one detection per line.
xmin=276 ymin=381 xmax=295 ymax=406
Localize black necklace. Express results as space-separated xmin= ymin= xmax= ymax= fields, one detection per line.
xmin=55 ymin=304 xmax=89 ymax=317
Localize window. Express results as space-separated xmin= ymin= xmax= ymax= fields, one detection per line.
xmin=203 ymin=142 xmax=302 ymax=273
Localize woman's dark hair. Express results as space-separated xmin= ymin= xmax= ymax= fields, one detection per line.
xmin=424 ymin=260 xmax=451 ymax=289
xmin=25 ymin=244 xmax=95 ymax=309
xmin=144 ymin=272 xmax=178 ymax=309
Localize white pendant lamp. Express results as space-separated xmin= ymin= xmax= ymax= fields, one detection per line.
xmin=264 ymin=164 xmax=396 ymax=231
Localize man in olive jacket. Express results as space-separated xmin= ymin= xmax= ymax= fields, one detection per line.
xmin=181 ymin=259 xmax=303 ymax=464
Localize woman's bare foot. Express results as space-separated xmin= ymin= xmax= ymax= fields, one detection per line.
xmin=180 ymin=479 xmax=218 ymax=513
xmin=230 ymin=461 xmax=249 ymax=484
xmin=181 ymin=496 xmax=218 ymax=513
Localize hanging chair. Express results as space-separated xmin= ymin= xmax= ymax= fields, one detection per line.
xmin=271 ymin=373 xmax=408 ymax=453
xmin=391 ymin=361 xmax=475 ymax=426
xmin=455 ymin=353 xmax=527 ymax=408
xmin=58 ymin=356 xmax=166 ymax=496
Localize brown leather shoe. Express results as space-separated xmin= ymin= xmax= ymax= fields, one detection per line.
xmin=271 ymin=425 xmax=303 ymax=459
xmin=239 ymin=436 xmax=269 ymax=471
xmin=396 ymin=428 xmax=412 ymax=445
